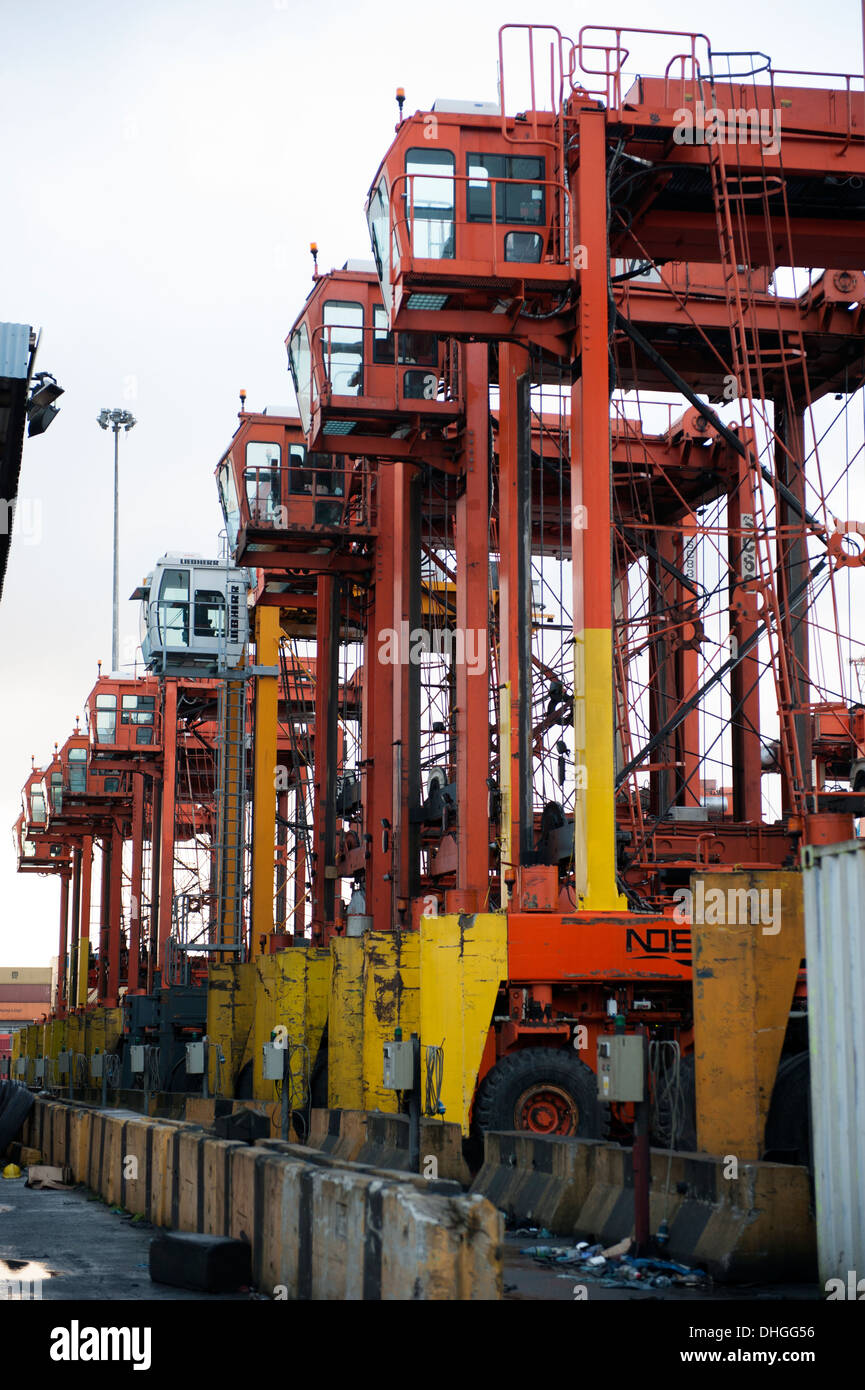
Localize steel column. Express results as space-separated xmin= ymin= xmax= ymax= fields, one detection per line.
xmin=77 ymin=836 xmax=92 ymax=1007
xmin=365 ymin=467 xmax=398 ymax=926
xmin=775 ymin=403 xmax=811 ymax=809
xmin=390 ymin=461 xmax=421 ymax=923
xmin=252 ymin=605 xmax=280 ymax=953
xmin=571 ymin=108 xmax=626 ymax=909
xmin=729 ymin=461 xmax=763 ymax=821
xmin=312 ymin=576 xmax=339 ymax=940
xmin=497 ymin=342 xmax=531 ymax=891
xmin=157 ymin=678 xmax=178 ymax=977
xmin=455 ymin=341 xmax=491 ymax=902
xmin=275 ymin=787 xmax=289 ymax=932
xmin=105 ymin=820 xmax=124 ymax=1007
xmin=56 ymin=868 xmax=70 ymax=1017
xmin=69 ymin=844 xmax=82 ymax=1015
xmin=128 ymin=772 xmax=145 ymax=993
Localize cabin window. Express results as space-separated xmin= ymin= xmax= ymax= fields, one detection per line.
xmin=95 ymin=693 xmax=117 ymax=744
xmin=121 ymin=695 xmax=155 ymax=725
xmin=49 ymin=773 xmax=63 ymax=812
xmin=308 ymin=452 xmax=344 ymax=499
xmin=30 ymin=788 xmax=46 ymax=823
xmin=217 ymin=460 xmax=241 ymax=544
xmin=403 ymin=369 xmax=439 ymax=400
xmin=67 ymin=749 xmax=87 ymax=786
xmin=504 ymin=231 xmax=543 ymax=263
xmin=67 ymin=748 xmax=87 ymax=793
xmin=322 ymin=301 xmax=363 ymax=396
xmin=288 ymin=443 xmax=311 ymax=495
xmin=406 ymin=148 xmax=455 ymax=259
xmin=288 ymin=323 xmax=316 ymax=434
xmin=373 ymin=307 xmax=438 ymax=368
xmin=158 ymin=568 xmax=190 ymax=649
xmin=193 ymin=590 xmax=226 ymax=641
xmin=466 ymin=153 xmax=545 ymax=228
xmin=373 ymin=306 xmax=395 ymax=364
xmin=244 ymin=442 xmax=282 ymax=525
xmin=367 ymin=177 xmax=395 ymax=298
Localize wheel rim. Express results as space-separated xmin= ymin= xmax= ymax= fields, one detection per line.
xmin=514 ymin=1082 xmax=579 ymax=1135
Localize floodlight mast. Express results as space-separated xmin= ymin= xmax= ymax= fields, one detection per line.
xmin=97 ymin=407 xmax=137 ymax=673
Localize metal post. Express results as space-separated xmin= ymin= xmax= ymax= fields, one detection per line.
xmin=455 ymin=342 xmax=491 ymax=904
xmin=408 ymin=1032 xmax=421 ymax=1173
xmin=281 ymin=1043 xmax=291 ymax=1141
xmin=97 ymin=407 xmax=136 ymax=673
xmin=252 ymin=607 xmax=280 ymax=953
xmin=632 ymin=1028 xmax=650 ymax=1255
xmin=570 ymin=107 xmax=626 ymax=909
xmin=112 ymin=424 xmax=119 ymax=672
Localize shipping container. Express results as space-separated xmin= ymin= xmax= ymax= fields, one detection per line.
xmin=803 ymin=838 xmax=865 ymax=1293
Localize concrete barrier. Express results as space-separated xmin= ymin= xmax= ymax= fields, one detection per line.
xmin=25 ymin=1095 xmax=501 ymax=1300
xmin=231 ymin=1142 xmax=501 ymax=1300
xmin=308 ymin=1108 xmax=471 ymax=1185
xmin=576 ymin=1144 xmax=816 ymax=1283
xmin=185 ymin=1097 xmax=280 ymax=1138
xmin=471 ymin=1130 xmax=816 ymax=1283
xmin=470 ymin=1130 xmax=602 ymax=1231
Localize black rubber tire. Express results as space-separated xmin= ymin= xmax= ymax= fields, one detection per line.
xmin=654 ymin=1050 xmax=812 ymax=1173
xmin=234 ymin=1059 xmax=253 ymax=1101
xmin=652 ymin=1053 xmax=698 ymax=1152
xmin=764 ymin=1050 xmax=812 ymax=1171
xmin=472 ymin=1047 xmax=602 ymax=1138
xmin=0 ymin=1081 xmax=34 ymax=1151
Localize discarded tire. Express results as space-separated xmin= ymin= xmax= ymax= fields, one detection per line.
xmin=0 ymin=1081 xmax=34 ymax=1154
xmin=472 ymin=1047 xmax=602 ymax=1138
xmin=764 ymin=1050 xmax=812 ymax=1172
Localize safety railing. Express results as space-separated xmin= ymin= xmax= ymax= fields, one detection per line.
xmin=312 ymin=318 xmax=455 ymax=406
xmin=388 ymin=169 xmax=573 ymax=284
xmin=497 ymin=23 xmax=569 ymax=128
xmin=571 ymin=26 xmax=711 ymax=110
xmin=244 ymin=453 xmax=378 ymax=533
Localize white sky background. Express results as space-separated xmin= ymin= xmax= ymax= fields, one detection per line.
xmin=0 ymin=0 xmax=862 ymax=966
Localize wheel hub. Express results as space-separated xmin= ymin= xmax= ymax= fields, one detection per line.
xmin=514 ymin=1082 xmax=579 ymax=1135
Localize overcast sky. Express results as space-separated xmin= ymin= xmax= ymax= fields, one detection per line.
xmin=0 ymin=0 xmax=862 ymax=966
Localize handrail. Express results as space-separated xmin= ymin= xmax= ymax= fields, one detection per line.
xmin=497 ymin=22 xmax=568 ymax=129
xmin=243 ymin=451 xmax=376 ymax=531
xmin=388 ymin=168 xmax=572 ymax=281
xmin=572 ymin=26 xmax=712 ymax=109
xmin=309 ymin=317 xmax=447 ymax=416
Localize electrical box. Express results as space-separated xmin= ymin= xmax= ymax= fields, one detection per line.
xmin=34 ymin=1057 xmax=45 ymax=1082
xmin=597 ymin=1035 xmax=645 ymax=1103
xmin=14 ymin=1057 xmax=27 ymax=1078
xmin=90 ymin=1053 xmax=104 ymax=1079
xmin=382 ymin=1040 xmax=414 ymax=1090
xmin=56 ymin=1051 xmax=70 ymax=1075
xmin=262 ymin=1041 xmax=284 ymax=1081
xmin=185 ymin=1041 xmax=205 ymax=1075
xmin=129 ymin=1044 xmax=145 ymax=1074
